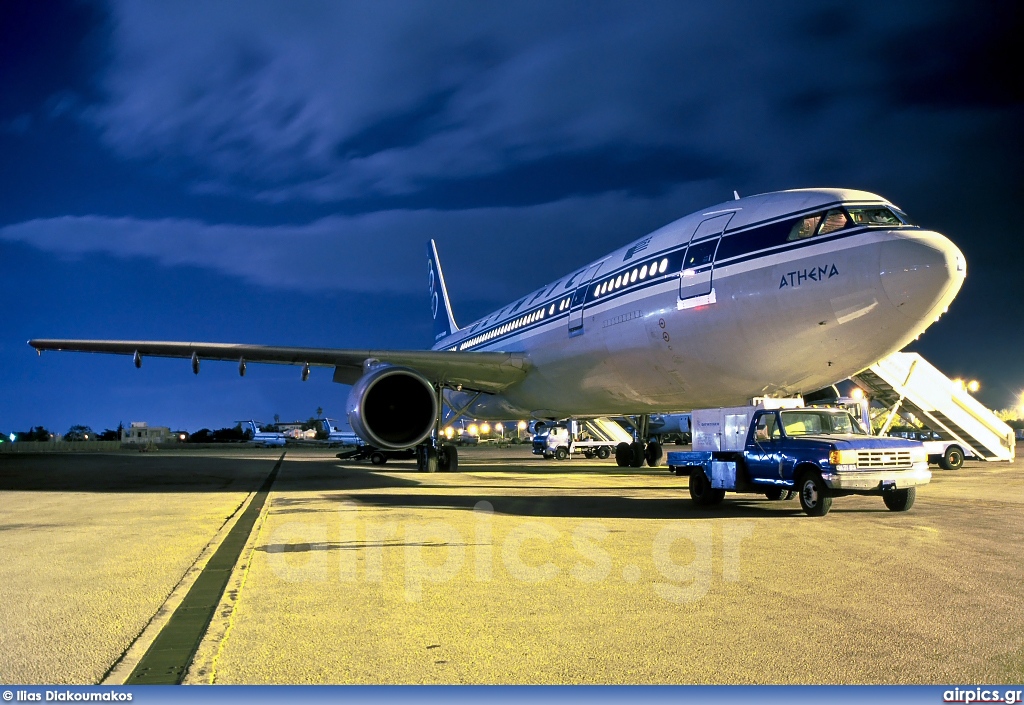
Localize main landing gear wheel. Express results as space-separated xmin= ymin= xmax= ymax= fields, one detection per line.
xmin=689 ymin=470 xmax=725 ymax=506
xmin=882 ymin=487 xmax=916 ymax=511
xmin=417 ymin=445 xmax=438 ymax=473
xmin=614 ymin=442 xmax=631 ymax=467
xmin=439 ymin=444 xmax=458 ymax=473
xmin=628 ymin=441 xmax=646 ymax=468
xmin=596 ymin=446 xmax=611 ymax=460
xmin=798 ymin=472 xmax=832 ymax=516
xmin=645 ymin=441 xmax=663 ymax=468
xmin=939 ymin=445 xmax=964 ymax=471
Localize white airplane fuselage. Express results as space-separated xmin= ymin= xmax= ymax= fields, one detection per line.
xmin=436 ymin=188 xmax=965 ymax=420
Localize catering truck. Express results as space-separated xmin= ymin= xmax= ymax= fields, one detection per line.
xmin=667 ymin=399 xmax=931 ymax=516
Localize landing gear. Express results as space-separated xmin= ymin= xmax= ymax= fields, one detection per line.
xmin=417 ymin=444 xmax=438 ymax=473
xmin=615 ymin=442 xmax=632 ymax=467
xmin=616 ymin=415 xmax=665 ymax=469
xmin=438 ymin=443 xmax=458 ymax=472
xmin=645 ymin=440 xmax=663 ymax=468
xmin=628 ymin=441 xmax=646 ymax=468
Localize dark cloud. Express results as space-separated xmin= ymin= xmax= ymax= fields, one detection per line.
xmin=1 ymin=0 xmax=1022 ymax=426
xmin=0 ymin=0 xmax=107 ymax=118
xmin=882 ymin=1 xmax=1024 ymax=110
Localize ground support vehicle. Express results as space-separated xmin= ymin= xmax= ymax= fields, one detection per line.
xmin=336 ymin=444 xmax=415 ymax=466
xmin=853 ymin=352 xmax=1014 ymax=468
xmin=532 ymin=418 xmax=628 ymax=460
xmin=667 ymin=402 xmax=931 ymax=516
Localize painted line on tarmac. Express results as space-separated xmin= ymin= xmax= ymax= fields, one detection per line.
xmin=121 ymin=452 xmax=285 ymax=685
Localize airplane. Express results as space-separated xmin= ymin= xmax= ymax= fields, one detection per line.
xmin=29 ymin=188 xmax=965 ymax=473
xmin=243 ymin=420 xmax=287 ymax=448
xmin=316 ymin=418 xmax=363 ymax=447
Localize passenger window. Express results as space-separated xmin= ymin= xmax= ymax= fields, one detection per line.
xmin=818 ymin=208 xmax=849 ymax=235
xmin=787 ymin=214 xmax=823 ymax=241
xmin=847 ymin=207 xmax=903 ymax=227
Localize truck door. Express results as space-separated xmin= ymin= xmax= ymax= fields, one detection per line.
xmin=745 ymin=411 xmax=784 ymax=481
xmin=568 ymin=261 xmax=604 ymax=336
xmin=678 ymin=213 xmax=734 ymax=304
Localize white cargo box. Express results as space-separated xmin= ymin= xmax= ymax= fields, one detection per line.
xmin=692 ymin=398 xmax=803 ymax=452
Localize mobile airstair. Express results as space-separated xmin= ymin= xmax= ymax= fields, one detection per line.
xmin=581 ymin=417 xmax=633 ymax=444
xmin=852 ymin=352 xmax=1015 ymax=462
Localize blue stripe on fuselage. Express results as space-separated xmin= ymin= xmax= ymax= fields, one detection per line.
xmin=441 ymin=205 xmax=914 ymax=352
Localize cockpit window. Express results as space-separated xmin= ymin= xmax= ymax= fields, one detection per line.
xmin=847 ymin=206 xmax=903 ymax=227
xmin=818 ymin=208 xmax=849 ymax=235
xmin=787 ymin=214 xmax=822 ymax=241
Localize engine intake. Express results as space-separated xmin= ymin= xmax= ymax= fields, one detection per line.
xmin=346 ymin=366 xmax=438 ymax=450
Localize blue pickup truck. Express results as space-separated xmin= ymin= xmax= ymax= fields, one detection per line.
xmin=667 ymin=404 xmax=931 ymax=516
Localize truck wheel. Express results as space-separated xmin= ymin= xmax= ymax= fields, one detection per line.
xmin=439 ymin=444 xmax=459 ymax=473
xmin=883 ymin=487 xmax=916 ymax=511
xmin=689 ymin=470 xmax=725 ymax=506
xmin=555 ymin=447 xmax=569 ymax=460
xmin=798 ymin=472 xmax=832 ymax=517
xmin=615 ymin=442 xmax=631 ymax=467
xmin=629 ymin=441 xmax=646 ymax=468
xmin=596 ymin=446 xmax=611 ymax=460
xmin=939 ymin=445 xmax=964 ymax=471
xmin=583 ymin=450 xmax=594 ymax=459
xmin=370 ymin=451 xmax=387 ymax=466
xmin=645 ymin=441 xmax=664 ymax=467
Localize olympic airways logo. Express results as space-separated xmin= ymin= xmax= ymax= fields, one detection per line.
xmin=428 ymin=259 xmax=439 ymax=320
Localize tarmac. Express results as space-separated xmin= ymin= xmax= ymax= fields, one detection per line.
xmin=1 ymin=445 xmax=1021 ymax=684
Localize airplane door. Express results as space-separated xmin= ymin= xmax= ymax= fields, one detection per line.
xmin=678 ymin=213 xmax=734 ymax=303
xmin=568 ymin=262 xmax=604 ymax=336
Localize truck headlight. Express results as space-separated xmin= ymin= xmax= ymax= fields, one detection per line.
xmin=910 ymin=447 xmax=927 ymax=463
xmin=829 ymin=449 xmax=858 ymax=466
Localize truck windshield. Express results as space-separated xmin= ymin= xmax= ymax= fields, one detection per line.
xmin=780 ymin=410 xmax=867 ymax=436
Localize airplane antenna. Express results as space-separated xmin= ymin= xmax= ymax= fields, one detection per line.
xmin=733 ymin=190 xmax=740 ymax=201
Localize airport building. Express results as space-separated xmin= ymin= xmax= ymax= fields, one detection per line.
xmin=121 ymin=422 xmax=185 ymax=444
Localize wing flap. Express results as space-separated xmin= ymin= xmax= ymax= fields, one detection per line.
xmin=28 ymin=339 xmax=527 ymax=393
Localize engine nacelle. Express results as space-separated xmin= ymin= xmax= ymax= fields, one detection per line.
xmin=346 ymin=365 xmax=438 ymax=450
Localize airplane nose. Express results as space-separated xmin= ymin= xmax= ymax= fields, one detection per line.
xmin=880 ymin=230 xmax=966 ymax=320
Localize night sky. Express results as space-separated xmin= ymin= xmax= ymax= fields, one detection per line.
xmin=1 ymin=1 xmax=1021 ymax=435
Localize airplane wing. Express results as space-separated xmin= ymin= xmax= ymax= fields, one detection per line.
xmin=27 ymin=339 xmax=528 ymax=393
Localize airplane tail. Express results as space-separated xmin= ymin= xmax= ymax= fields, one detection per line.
xmin=428 ymin=239 xmax=459 ymax=343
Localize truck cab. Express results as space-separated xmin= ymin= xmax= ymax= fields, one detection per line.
xmin=668 ymin=403 xmax=931 ymax=516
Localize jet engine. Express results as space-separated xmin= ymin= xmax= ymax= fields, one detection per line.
xmin=346 ymin=365 xmax=438 ymax=450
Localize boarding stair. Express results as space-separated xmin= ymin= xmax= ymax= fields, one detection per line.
xmin=852 ymin=352 xmax=1015 ymax=462
xmin=579 ymin=417 xmax=634 ymax=444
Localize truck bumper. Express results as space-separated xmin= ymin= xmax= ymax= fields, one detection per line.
xmin=822 ymin=463 xmax=932 ymax=492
